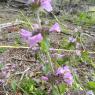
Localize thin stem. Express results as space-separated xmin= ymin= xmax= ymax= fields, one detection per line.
xmin=56 ymin=85 xmax=61 ymax=95
xmin=0 ymin=45 xmax=95 ymax=54
xmin=0 ymin=46 xmax=29 ymax=48
xmin=36 ymin=10 xmax=41 ymax=28
xmin=46 ymin=51 xmax=54 ymax=72
xmin=20 ymin=11 xmax=34 ymax=30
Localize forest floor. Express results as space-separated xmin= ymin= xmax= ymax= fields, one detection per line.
xmin=0 ymin=2 xmax=95 ymax=95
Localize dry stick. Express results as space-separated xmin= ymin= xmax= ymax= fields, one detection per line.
xmin=0 ymin=20 xmax=23 ymax=30
xmin=20 ymin=67 xmax=30 ymax=81
xmin=11 ymin=57 xmax=35 ymax=62
xmin=0 ymin=46 xmax=95 ymax=54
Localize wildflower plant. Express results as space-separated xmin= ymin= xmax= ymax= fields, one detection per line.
xmin=1 ymin=0 xmax=95 ymax=95
xmin=19 ymin=0 xmax=74 ymax=94
xmin=18 ymin=0 xmax=95 ymax=94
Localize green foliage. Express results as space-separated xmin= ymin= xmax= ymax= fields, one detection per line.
xmin=86 ymin=81 xmax=95 ymax=91
xmin=43 ymin=63 xmax=51 ymax=74
xmin=15 ymin=36 xmax=21 ymax=45
xmin=52 ymin=85 xmax=60 ymax=95
xmin=74 ymin=12 xmax=95 ymax=27
xmin=0 ymin=63 xmax=4 ymax=70
xmin=81 ymin=51 xmax=91 ymax=63
xmin=58 ymin=83 xmax=66 ymax=94
xmin=19 ymin=78 xmax=46 ymax=95
xmin=40 ymin=38 xmax=50 ymax=52
xmin=0 ymin=48 xmax=7 ymax=53
xmin=20 ymin=78 xmax=36 ymax=93
xmin=11 ymin=80 xmax=17 ymax=92
xmin=57 ymin=57 xmax=69 ymax=66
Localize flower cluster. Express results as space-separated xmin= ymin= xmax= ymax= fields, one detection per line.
xmin=20 ymin=23 xmax=61 ymax=47
xmin=20 ymin=29 xmax=43 ymax=47
xmin=27 ymin=0 xmax=53 ymax=12
xmin=56 ymin=66 xmax=73 ymax=86
xmin=0 ymin=63 xmax=16 ymax=85
xmin=41 ymin=76 xmax=48 ymax=81
xmin=49 ymin=23 xmax=61 ymax=32
xmin=68 ymin=37 xmax=76 ymax=43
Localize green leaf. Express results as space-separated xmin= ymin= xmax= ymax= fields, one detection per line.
xmin=57 ymin=57 xmax=69 ymax=66
xmin=40 ymin=39 xmax=49 ymax=52
xmin=0 ymin=64 xmax=4 ymax=70
xmin=52 ymin=85 xmax=59 ymax=95
xmin=86 ymin=81 xmax=95 ymax=90
xmin=0 ymin=48 xmax=7 ymax=53
xmin=58 ymin=83 xmax=66 ymax=94
xmin=43 ymin=63 xmax=51 ymax=74
xmin=29 ymin=85 xmax=34 ymax=92
xmin=81 ymin=51 xmax=91 ymax=63
xmin=11 ymin=80 xmax=17 ymax=92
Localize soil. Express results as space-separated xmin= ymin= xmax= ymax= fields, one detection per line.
xmin=0 ymin=2 xmax=95 ymax=95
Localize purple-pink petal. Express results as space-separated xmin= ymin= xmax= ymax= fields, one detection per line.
xmin=68 ymin=37 xmax=76 ymax=43
xmin=64 ymin=72 xmax=73 ymax=79
xmin=20 ymin=29 xmax=32 ymax=41
xmin=28 ymin=33 xmax=43 ymax=47
xmin=56 ymin=65 xmax=73 ymax=86
xmin=41 ymin=1 xmax=52 ymax=12
xmin=63 ymin=66 xmax=70 ymax=72
xmin=64 ymin=78 xmax=73 ymax=85
xmin=41 ymin=76 xmax=48 ymax=81
xmin=49 ymin=23 xmax=61 ymax=32
xmin=56 ymin=67 xmax=64 ymax=75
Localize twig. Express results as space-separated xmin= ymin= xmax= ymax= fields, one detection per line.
xmin=0 ymin=20 xmax=23 ymax=30
xmin=0 ymin=46 xmax=29 ymax=48
xmin=11 ymin=58 xmax=35 ymax=62
xmin=20 ymin=67 xmax=30 ymax=81
xmin=0 ymin=45 xmax=95 ymax=54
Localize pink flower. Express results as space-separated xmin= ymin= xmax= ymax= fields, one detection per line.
xmin=41 ymin=0 xmax=52 ymax=12
xmin=49 ymin=23 xmax=61 ymax=32
xmin=68 ymin=37 xmax=76 ymax=43
xmin=41 ymin=76 xmax=48 ymax=81
xmin=63 ymin=72 xmax=73 ymax=86
xmin=56 ymin=66 xmax=73 ymax=86
xmin=28 ymin=33 xmax=43 ymax=47
xmin=56 ymin=67 xmax=64 ymax=75
xmin=20 ymin=29 xmax=32 ymax=41
xmin=56 ymin=66 xmax=70 ymax=75
xmin=28 ymin=0 xmax=52 ymax=12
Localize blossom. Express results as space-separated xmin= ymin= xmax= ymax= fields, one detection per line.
xmin=68 ymin=37 xmax=76 ymax=43
xmin=63 ymin=72 xmax=73 ymax=86
xmin=56 ymin=66 xmax=70 ymax=75
xmin=28 ymin=0 xmax=52 ymax=12
xmin=56 ymin=66 xmax=73 ymax=86
xmin=41 ymin=0 xmax=52 ymax=12
xmin=20 ymin=29 xmax=43 ymax=47
xmin=41 ymin=76 xmax=48 ymax=81
xmin=28 ymin=33 xmax=43 ymax=47
xmin=56 ymin=67 xmax=64 ymax=75
xmin=49 ymin=23 xmax=61 ymax=32
xmin=20 ymin=29 xmax=32 ymax=41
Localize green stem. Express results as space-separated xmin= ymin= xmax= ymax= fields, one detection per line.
xmin=20 ymin=11 xmax=34 ymax=30
xmin=56 ymin=85 xmax=62 ymax=95
xmin=46 ymin=51 xmax=54 ymax=72
xmin=36 ymin=10 xmax=41 ymax=28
